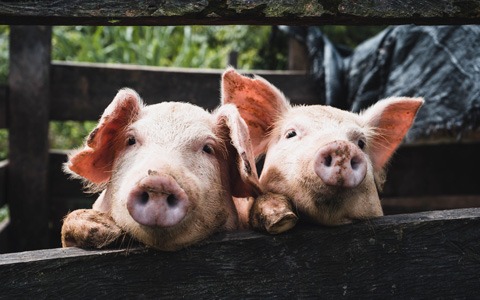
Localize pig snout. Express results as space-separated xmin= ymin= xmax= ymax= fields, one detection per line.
xmin=314 ymin=141 xmax=367 ymax=188
xmin=127 ymin=173 xmax=189 ymax=227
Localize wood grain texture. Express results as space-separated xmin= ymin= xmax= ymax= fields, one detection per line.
xmin=50 ymin=62 xmax=320 ymax=121
xmin=1 ymin=0 xmax=480 ymax=25
xmin=7 ymin=26 xmax=52 ymax=251
xmin=1 ymin=208 xmax=480 ymax=299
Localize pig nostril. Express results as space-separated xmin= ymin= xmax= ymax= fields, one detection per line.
xmin=324 ymin=155 xmax=332 ymax=167
xmin=166 ymin=194 xmax=178 ymax=207
xmin=140 ymin=192 xmax=149 ymax=205
xmin=351 ymin=157 xmax=360 ymax=170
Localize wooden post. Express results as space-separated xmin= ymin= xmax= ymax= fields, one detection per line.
xmin=8 ymin=26 xmax=51 ymax=251
xmin=288 ymin=36 xmax=310 ymax=71
xmin=227 ymin=50 xmax=238 ymax=69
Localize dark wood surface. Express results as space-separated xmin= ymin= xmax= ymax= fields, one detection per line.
xmin=1 ymin=208 xmax=480 ymax=299
xmin=49 ymin=62 xmax=320 ymax=121
xmin=382 ymin=142 xmax=480 ymax=197
xmin=7 ymin=26 xmax=52 ymax=251
xmin=1 ymin=0 xmax=480 ymax=25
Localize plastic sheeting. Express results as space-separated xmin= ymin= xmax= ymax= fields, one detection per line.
xmin=283 ymin=26 xmax=480 ymax=142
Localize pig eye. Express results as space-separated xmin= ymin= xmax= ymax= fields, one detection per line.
xmin=202 ymin=144 xmax=214 ymax=155
xmin=357 ymin=139 xmax=366 ymax=150
xmin=127 ymin=136 xmax=136 ymax=146
xmin=285 ymin=130 xmax=297 ymax=139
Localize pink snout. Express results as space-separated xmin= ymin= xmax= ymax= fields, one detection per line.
xmin=127 ymin=174 xmax=189 ymax=227
xmin=314 ymin=140 xmax=367 ymax=188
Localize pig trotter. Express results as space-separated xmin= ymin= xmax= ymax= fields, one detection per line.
xmin=61 ymin=209 xmax=123 ymax=248
xmin=249 ymin=193 xmax=298 ymax=234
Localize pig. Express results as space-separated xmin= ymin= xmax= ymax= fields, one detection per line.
xmin=61 ymin=88 xmax=260 ymax=251
xmin=221 ymin=69 xmax=423 ymax=233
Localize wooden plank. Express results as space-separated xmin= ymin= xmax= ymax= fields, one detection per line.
xmin=50 ymin=62 xmax=320 ymax=121
xmin=0 ymin=160 xmax=7 ymax=208
xmin=383 ymin=195 xmax=480 ymax=215
xmin=1 ymin=208 xmax=480 ymax=298
xmin=382 ymin=142 xmax=480 ymax=197
xmin=1 ymin=0 xmax=480 ymax=26
xmin=0 ymin=84 xmax=6 ymax=128
xmin=7 ymin=26 xmax=52 ymax=251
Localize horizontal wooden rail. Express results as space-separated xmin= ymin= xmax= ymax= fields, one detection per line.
xmin=1 ymin=0 xmax=480 ymax=26
xmin=1 ymin=208 xmax=480 ymax=299
xmin=49 ymin=62 xmax=319 ymax=121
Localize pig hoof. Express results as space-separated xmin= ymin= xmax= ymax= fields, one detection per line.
xmin=264 ymin=212 xmax=298 ymax=234
xmin=250 ymin=192 xmax=298 ymax=234
xmin=61 ymin=209 xmax=123 ymax=249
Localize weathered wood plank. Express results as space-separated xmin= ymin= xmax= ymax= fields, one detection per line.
xmin=1 ymin=208 xmax=480 ymax=299
xmin=383 ymin=195 xmax=480 ymax=215
xmin=7 ymin=26 xmax=52 ymax=251
xmin=50 ymin=62 xmax=320 ymax=121
xmin=1 ymin=0 xmax=480 ymax=25
xmin=382 ymin=142 xmax=480 ymax=197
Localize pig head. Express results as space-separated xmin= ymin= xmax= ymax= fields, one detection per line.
xmin=61 ymin=88 xmax=260 ymax=250
xmin=222 ymin=69 xmax=423 ymax=231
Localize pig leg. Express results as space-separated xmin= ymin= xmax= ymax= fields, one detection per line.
xmin=61 ymin=209 xmax=124 ymax=248
xmin=249 ymin=193 xmax=298 ymax=234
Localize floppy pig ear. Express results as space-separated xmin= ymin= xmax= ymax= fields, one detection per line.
xmin=67 ymin=88 xmax=143 ymax=183
xmin=362 ymin=97 xmax=424 ymax=172
xmin=222 ymin=68 xmax=290 ymax=156
xmin=216 ymin=104 xmax=262 ymax=198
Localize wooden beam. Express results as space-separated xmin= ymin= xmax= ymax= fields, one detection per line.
xmin=8 ymin=26 xmax=52 ymax=251
xmin=382 ymin=142 xmax=480 ymax=197
xmin=1 ymin=208 xmax=480 ymax=298
xmin=50 ymin=62 xmax=320 ymax=121
xmin=1 ymin=0 xmax=480 ymax=25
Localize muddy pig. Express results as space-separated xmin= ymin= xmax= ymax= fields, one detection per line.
xmin=222 ymin=69 xmax=423 ymax=233
xmin=61 ymin=88 xmax=260 ymax=250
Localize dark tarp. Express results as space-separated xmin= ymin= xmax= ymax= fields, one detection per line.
xmin=283 ymin=26 xmax=480 ymax=142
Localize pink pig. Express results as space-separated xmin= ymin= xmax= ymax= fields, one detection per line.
xmin=222 ymin=69 xmax=423 ymax=233
xmin=61 ymin=88 xmax=260 ymax=250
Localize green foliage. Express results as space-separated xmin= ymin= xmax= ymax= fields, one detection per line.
xmin=0 ymin=129 xmax=7 ymax=160
xmin=0 ymin=205 xmax=8 ymax=222
xmin=0 ymin=26 xmax=8 ymax=84
xmin=52 ymin=26 xmax=286 ymax=70
xmin=49 ymin=121 xmax=96 ymax=150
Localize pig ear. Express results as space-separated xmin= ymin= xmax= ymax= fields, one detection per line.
xmin=216 ymin=104 xmax=262 ymax=198
xmin=222 ymin=68 xmax=290 ymax=156
xmin=361 ymin=97 xmax=424 ymax=172
xmin=67 ymin=88 xmax=143 ymax=183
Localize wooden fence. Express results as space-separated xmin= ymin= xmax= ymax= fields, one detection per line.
xmin=0 ymin=0 xmax=480 ymax=298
